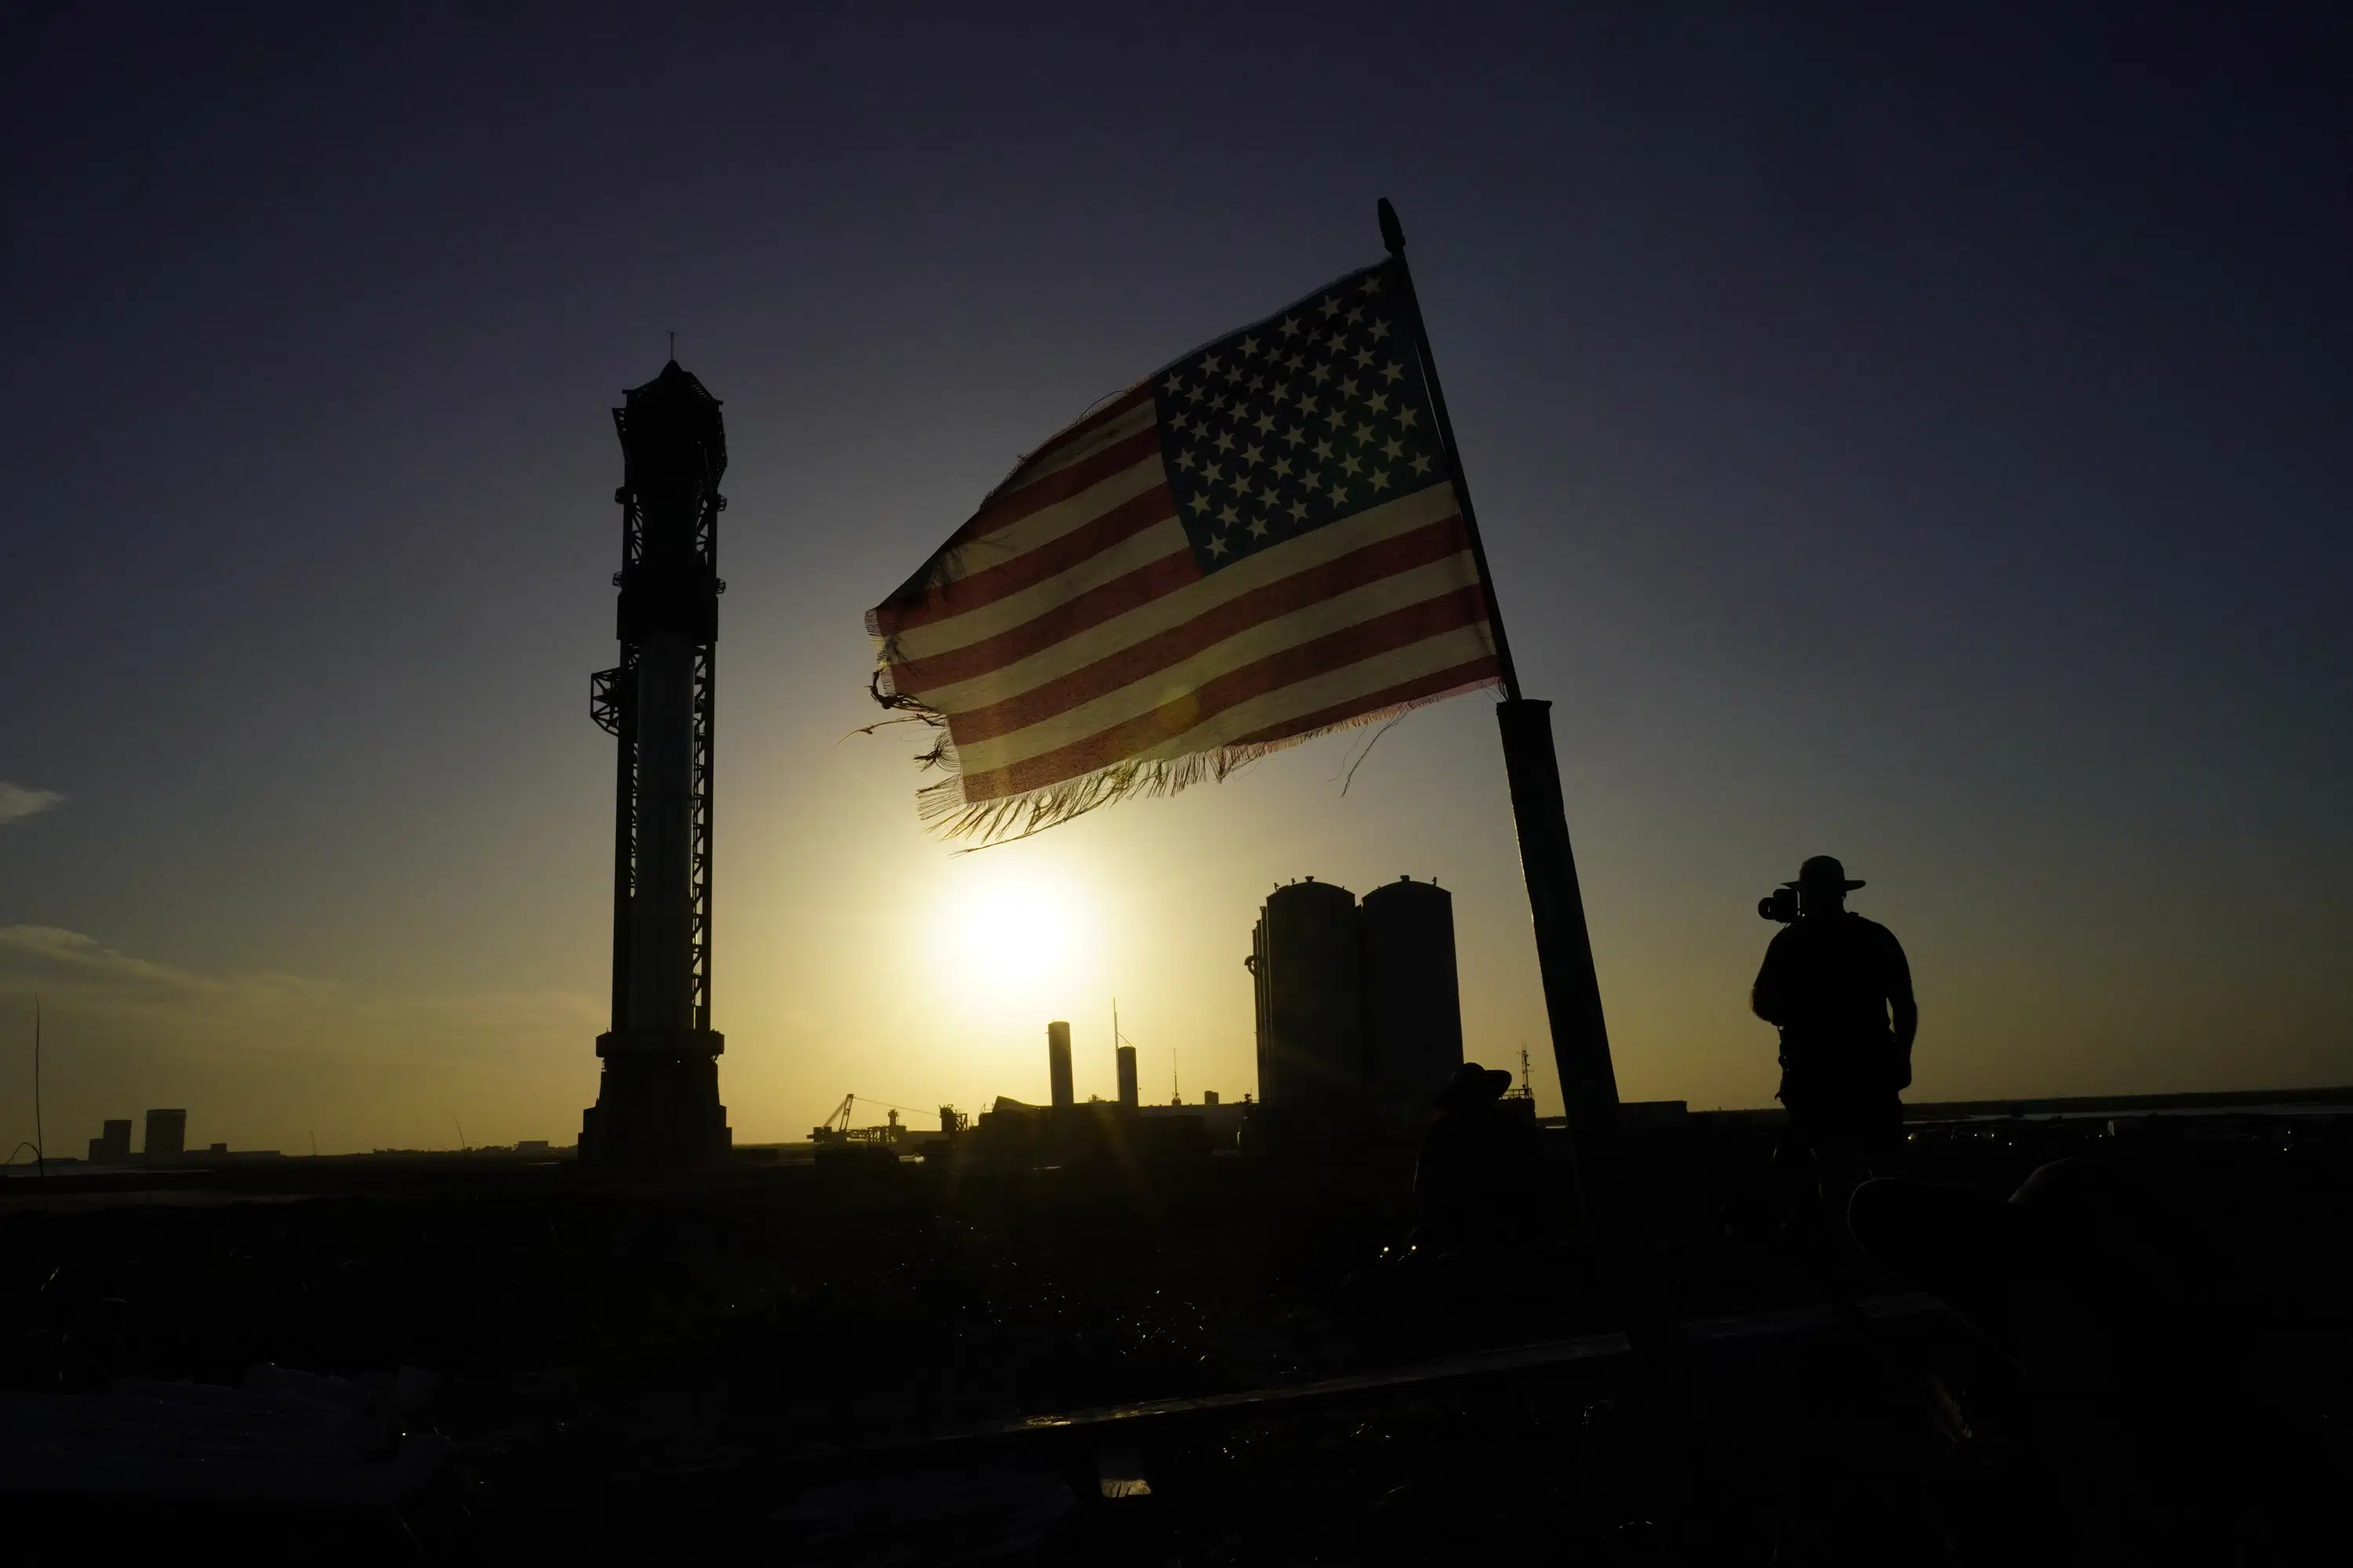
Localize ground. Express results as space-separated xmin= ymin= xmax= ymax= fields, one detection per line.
xmin=2 ymin=1113 xmax=2348 ymax=1560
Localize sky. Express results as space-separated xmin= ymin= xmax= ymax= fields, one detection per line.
xmin=1 ymin=5 xmax=2347 ymax=1155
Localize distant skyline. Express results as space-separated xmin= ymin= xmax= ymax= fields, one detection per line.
xmin=2 ymin=6 xmax=2347 ymax=1153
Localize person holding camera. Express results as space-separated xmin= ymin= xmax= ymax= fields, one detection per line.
xmin=1752 ymin=856 xmax=1917 ymax=1196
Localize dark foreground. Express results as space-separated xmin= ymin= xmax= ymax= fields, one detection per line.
xmin=3 ymin=1110 xmax=2349 ymax=1563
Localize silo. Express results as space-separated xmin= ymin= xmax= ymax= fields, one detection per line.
xmin=1361 ymin=876 xmax=1464 ymax=1111
xmin=144 ymin=1108 xmax=187 ymax=1158
xmin=1116 ymin=1043 xmax=1139 ymax=1109
xmin=1046 ymin=1021 xmax=1075 ymax=1109
xmin=1255 ymin=879 xmax=1363 ymax=1108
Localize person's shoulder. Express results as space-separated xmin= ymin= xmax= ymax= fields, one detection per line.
xmin=1849 ymin=913 xmax=1904 ymax=950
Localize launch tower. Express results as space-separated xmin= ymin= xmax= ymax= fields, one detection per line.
xmin=580 ymin=360 xmax=731 ymax=1165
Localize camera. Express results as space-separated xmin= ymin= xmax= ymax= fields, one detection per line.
xmin=1758 ymin=886 xmax=1798 ymax=924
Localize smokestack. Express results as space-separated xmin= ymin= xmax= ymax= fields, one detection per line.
xmin=1047 ymin=1020 xmax=1074 ymax=1110
xmin=1116 ymin=1044 xmax=1139 ymax=1109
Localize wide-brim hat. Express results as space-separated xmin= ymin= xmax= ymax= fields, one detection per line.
xmin=1785 ymin=854 xmax=1865 ymax=891
xmin=1435 ymin=1061 xmax=1515 ymax=1108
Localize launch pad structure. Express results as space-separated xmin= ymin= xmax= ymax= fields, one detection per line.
xmin=580 ymin=359 xmax=733 ymax=1166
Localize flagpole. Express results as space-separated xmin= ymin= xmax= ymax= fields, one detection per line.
xmin=1376 ymin=197 xmax=1634 ymax=1220
xmin=1380 ymin=195 xmax=1704 ymax=1535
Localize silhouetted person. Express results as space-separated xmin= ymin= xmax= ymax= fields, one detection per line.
xmin=1752 ymin=856 xmax=1916 ymax=1224
xmin=1412 ymin=1062 xmax=1541 ymax=1256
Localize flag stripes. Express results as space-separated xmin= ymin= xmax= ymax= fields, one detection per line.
xmin=869 ymin=259 xmax=1500 ymax=838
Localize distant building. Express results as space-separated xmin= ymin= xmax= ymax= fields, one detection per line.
xmin=144 ymin=1108 xmax=187 ymax=1158
xmin=1246 ymin=875 xmax=1465 ymax=1117
xmin=87 ymin=1119 xmax=133 ymax=1164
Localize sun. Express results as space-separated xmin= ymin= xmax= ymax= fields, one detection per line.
xmin=944 ymin=868 xmax=1089 ymax=993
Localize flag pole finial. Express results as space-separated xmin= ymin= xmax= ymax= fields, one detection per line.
xmin=1377 ymin=197 xmax=1406 ymax=256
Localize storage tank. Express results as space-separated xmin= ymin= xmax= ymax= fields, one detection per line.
xmin=144 ymin=1108 xmax=187 ymax=1158
xmin=1361 ymin=876 xmax=1464 ymax=1111
xmin=1116 ymin=1043 xmax=1139 ymax=1109
xmin=1253 ymin=879 xmax=1363 ymax=1107
xmin=1046 ymin=1021 xmax=1074 ymax=1109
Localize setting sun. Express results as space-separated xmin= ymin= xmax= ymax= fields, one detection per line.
xmin=941 ymin=868 xmax=1093 ymax=995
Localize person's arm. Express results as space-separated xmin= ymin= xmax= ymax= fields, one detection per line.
xmin=1886 ymin=932 xmax=1918 ymax=1086
xmin=1751 ymin=931 xmax=1792 ymax=1026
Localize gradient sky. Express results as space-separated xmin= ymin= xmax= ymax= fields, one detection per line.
xmin=2 ymin=5 xmax=2347 ymax=1155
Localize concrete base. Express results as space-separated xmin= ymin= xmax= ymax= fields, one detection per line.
xmin=580 ymin=1030 xmax=730 ymax=1167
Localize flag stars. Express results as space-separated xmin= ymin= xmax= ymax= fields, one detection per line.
xmin=1163 ymin=268 xmax=1442 ymax=566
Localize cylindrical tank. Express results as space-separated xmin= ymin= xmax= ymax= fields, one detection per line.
xmin=1116 ymin=1043 xmax=1139 ymax=1109
xmin=1047 ymin=1020 xmax=1075 ymax=1109
xmin=1256 ymin=879 xmax=1362 ymax=1108
xmin=144 ymin=1108 xmax=187 ymax=1157
xmin=1360 ymin=876 xmax=1464 ymax=1111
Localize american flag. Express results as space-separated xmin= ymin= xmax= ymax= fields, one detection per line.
xmin=868 ymin=259 xmax=1500 ymax=840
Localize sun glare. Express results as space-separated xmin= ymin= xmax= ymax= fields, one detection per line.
xmin=945 ymin=868 xmax=1089 ymax=993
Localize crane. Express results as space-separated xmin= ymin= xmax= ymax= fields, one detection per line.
xmin=810 ymin=1093 xmax=956 ymax=1145
xmin=811 ymin=1094 xmax=856 ymax=1144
